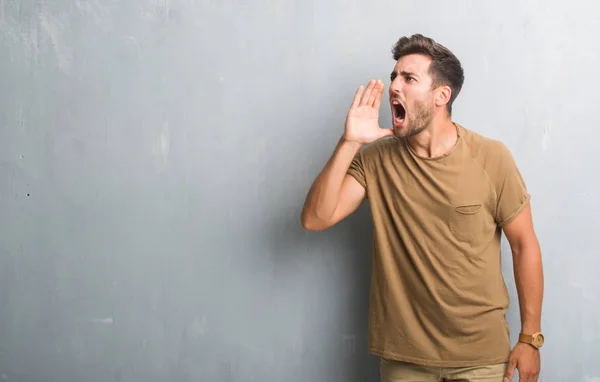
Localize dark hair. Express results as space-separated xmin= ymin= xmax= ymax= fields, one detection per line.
xmin=392 ymin=34 xmax=464 ymax=115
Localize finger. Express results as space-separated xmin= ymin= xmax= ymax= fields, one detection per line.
xmin=360 ymin=80 xmax=375 ymax=106
xmin=367 ymin=80 xmax=382 ymax=106
xmin=351 ymin=85 xmax=364 ymax=109
xmin=372 ymin=80 xmax=385 ymax=110
xmin=504 ymin=361 xmax=516 ymax=382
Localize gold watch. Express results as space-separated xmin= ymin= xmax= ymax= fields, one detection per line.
xmin=519 ymin=332 xmax=544 ymax=349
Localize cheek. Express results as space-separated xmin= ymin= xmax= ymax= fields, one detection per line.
xmin=407 ymin=88 xmax=427 ymax=101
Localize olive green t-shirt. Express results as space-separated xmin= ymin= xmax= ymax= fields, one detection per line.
xmin=347 ymin=123 xmax=530 ymax=367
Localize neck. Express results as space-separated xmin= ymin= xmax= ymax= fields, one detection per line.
xmin=406 ymin=115 xmax=458 ymax=158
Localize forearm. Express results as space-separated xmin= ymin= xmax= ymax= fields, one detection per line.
xmin=512 ymin=240 xmax=544 ymax=334
xmin=301 ymin=137 xmax=362 ymax=226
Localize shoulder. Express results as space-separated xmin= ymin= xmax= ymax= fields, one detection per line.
xmin=459 ymin=124 xmax=515 ymax=167
xmin=458 ymin=124 xmax=526 ymax=203
xmin=347 ymin=136 xmax=398 ymax=187
xmin=356 ymin=136 xmax=398 ymax=160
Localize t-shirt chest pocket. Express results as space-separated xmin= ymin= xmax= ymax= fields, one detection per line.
xmin=448 ymin=201 xmax=492 ymax=243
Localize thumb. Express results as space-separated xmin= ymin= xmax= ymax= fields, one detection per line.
xmin=503 ymin=359 xmax=517 ymax=382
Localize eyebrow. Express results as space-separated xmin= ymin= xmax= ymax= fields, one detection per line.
xmin=400 ymin=71 xmax=418 ymax=78
xmin=391 ymin=70 xmax=419 ymax=79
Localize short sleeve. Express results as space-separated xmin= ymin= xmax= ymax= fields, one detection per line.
xmin=493 ymin=143 xmax=531 ymax=226
xmin=347 ymin=150 xmax=367 ymax=190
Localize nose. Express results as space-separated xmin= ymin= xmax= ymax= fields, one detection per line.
xmin=389 ymin=77 xmax=402 ymax=96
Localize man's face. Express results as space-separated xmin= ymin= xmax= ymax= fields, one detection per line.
xmin=389 ymin=54 xmax=436 ymax=138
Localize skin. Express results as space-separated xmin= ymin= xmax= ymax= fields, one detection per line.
xmin=502 ymin=202 xmax=544 ymax=382
xmin=300 ymin=53 xmax=543 ymax=382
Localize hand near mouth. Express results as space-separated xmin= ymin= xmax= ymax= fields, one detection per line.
xmin=343 ymin=79 xmax=394 ymax=145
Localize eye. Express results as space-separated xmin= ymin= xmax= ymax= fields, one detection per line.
xmin=406 ymin=77 xmax=416 ymax=82
xmin=390 ymin=74 xmax=396 ymax=82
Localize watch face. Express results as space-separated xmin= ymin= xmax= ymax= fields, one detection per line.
xmin=534 ymin=333 xmax=544 ymax=347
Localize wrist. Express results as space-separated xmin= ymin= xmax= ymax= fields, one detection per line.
xmin=340 ymin=135 xmax=364 ymax=149
xmin=517 ymin=341 xmax=540 ymax=351
xmin=518 ymin=331 xmax=545 ymax=349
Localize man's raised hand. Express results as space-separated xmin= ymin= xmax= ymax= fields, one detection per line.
xmin=343 ymin=79 xmax=394 ymax=144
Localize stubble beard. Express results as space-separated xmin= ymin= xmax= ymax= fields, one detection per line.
xmin=394 ymin=98 xmax=434 ymax=139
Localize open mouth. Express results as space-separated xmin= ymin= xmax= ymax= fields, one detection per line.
xmin=392 ymin=101 xmax=406 ymax=123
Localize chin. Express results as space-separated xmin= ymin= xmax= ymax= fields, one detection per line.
xmin=393 ymin=128 xmax=407 ymax=139
xmin=392 ymin=122 xmax=410 ymax=137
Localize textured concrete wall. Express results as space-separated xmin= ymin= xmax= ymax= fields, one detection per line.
xmin=0 ymin=1 xmax=598 ymax=381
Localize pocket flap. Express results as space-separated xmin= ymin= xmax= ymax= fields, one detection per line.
xmin=454 ymin=204 xmax=482 ymax=215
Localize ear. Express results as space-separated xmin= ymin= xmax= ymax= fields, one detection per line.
xmin=435 ymin=85 xmax=452 ymax=108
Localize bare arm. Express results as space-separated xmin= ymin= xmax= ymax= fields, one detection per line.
xmin=301 ymin=79 xmax=393 ymax=231
xmin=502 ymin=201 xmax=544 ymax=381
xmin=502 ymin=202 xmax=544 ymax=335
xmin=300 ymin=138 xmax=366 ymax=231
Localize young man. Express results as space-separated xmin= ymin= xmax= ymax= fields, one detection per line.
xmin=301 ymin=34 xmax=544 ymax=382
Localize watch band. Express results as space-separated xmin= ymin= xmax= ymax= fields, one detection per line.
xmin=519 ymin=332 xmax=544 ymax=348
